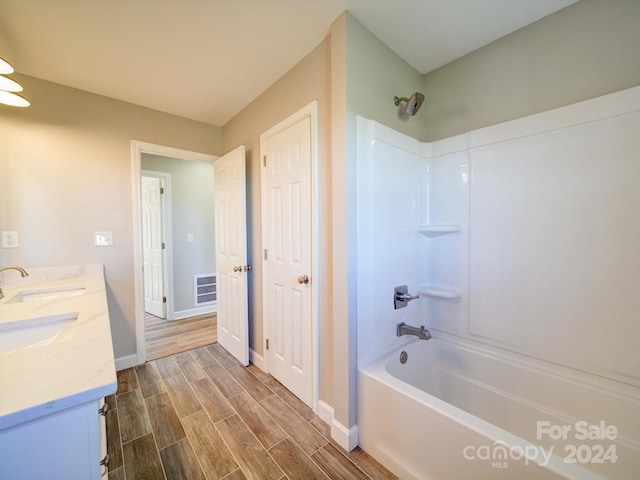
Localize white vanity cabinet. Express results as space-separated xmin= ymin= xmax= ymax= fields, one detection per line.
xmin=0 ymin=397 xmax=109 ymax=479
xmin=0 ymin=266 xmax=116 ymax=478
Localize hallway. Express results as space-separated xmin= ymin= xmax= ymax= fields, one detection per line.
xmin=144 ymin=312 xmax=217 ymax=361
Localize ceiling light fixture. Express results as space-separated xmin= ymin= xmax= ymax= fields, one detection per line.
xmin=0 ymin=56 xmax=30 ymax=107
xmin=0 ymin=91 xmax=30 ymax=107
xmin=0 ymin=57 xmax=14 ymax=74
xmin=0 ymin=75 xmax=23 ymax=92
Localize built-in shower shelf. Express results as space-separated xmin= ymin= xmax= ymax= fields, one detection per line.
xmin=418 ymin=286 xmax=461 ymax=299
xmin=418 ymin=224 xmax=461 ymax=236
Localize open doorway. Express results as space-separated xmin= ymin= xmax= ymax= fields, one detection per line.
xmin=132 ymin=141 xmax=219 ymax=364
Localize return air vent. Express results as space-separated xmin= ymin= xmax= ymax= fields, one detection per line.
xmin=194 ymin=273 xmax=216 ymax=306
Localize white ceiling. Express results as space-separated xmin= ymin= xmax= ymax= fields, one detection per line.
xmin=0 ymin=0 xmax=576 ymax=127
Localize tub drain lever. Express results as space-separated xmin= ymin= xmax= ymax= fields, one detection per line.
xmin=394 ymin=285 xmax=419 ymax=309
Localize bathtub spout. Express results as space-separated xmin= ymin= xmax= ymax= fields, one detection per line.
xmin=397 ymin=322 xmax=431 ymax=340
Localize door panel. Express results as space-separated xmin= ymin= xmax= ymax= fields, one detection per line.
xmin=214 ymin=146 xmax=249 ymax=366
xmin=142 ymin=176 xmax=165 ymax=318
xmin=263 ymin=116 xmax=313 ymax=406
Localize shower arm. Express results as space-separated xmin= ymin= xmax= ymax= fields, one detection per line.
xmin=393 ymin=96 xmax=409 ymax=106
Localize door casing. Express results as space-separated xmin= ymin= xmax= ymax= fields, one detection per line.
xmin=260 ymin=101 xmax=319 ymax=412
xmin=131 ymin=140 xmax=217 ymax=366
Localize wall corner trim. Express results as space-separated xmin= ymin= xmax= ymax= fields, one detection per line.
xmin=331 ymin=418 xmax=359 ymax=452
xmin=115 ymin=354 xmax=141 ymax=371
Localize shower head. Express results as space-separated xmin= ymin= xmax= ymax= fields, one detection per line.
xmin=394 ymin=92 xmax=425 ymax=116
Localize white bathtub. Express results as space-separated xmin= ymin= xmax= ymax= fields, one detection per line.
xmin=358 ymin=336 xmax=640 ymax=479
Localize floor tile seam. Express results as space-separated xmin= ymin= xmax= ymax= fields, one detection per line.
xmin=173 ymin=351 xmax=199 ymax=379
xmin=203 ymin=366 xmax=247 ymax=397
xmin=107 ymin=404 xmax=125 ymax=474
xmin=146 ymin=424 xmax=169 ymax=480
xmin=225 ymin=411 xmax=286 ymax=478
xmin=245 ymin=363 xmax=274 ymax=384
xmin=257 ymin=394 xmax=330 ymax=459
xmin=161 ymin=368 xmax=204 ymax=415
xmin=220 ymin=468 xmax=243 ymax=480
xmin=266 ymin=435 xmax=331 ymax=480
xmin=188 ymin=374 xmax=237 ymax=424
xmin=319 ymin=443 xmax=378 ymax=480
xmin=137 ymin=367 xmax=183 ymax=480
xmin=193 ymin=357 xmax=219 ymax=369
xmin=206 ymin=413 xmax=249 ymax=479
xmin=134 ymin=360 xmax=166 ymax=398
xmin=121 ymin=431 xmax=168 ymax=480
xmin=177 ymin=405 xmax=241 ymax=476
xmin=258 ymin=392 xmax=323 ymax=438
xmin=160 ymin=435 xmax=208 ymax=480
xmin=226 ymin=366 xmax=278 ymax=402
xmin=262 ymin=401 xmax=371 ymax=479
xmin=270 ymin=385 xmax=317 ymax=422
xmin=225 ymin=391 xmax=290 ymax=450
xmin=151 ymin=357 xmax=183 ymax=380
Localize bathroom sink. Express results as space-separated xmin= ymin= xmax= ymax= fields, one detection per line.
xmin=0 ymin=312 xmax=79 ymax=353
xmin=6 ymin=285 xmax=85 ymax=303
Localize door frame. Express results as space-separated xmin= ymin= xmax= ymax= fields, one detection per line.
xmin=131 ymin=140 xmax=217 ymax=366
xmin=260 ymin=101 xmax=319 ymax=412
xmin=141 ymin=170 xmax=172 ymax=320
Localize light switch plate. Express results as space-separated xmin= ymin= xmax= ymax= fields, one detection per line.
xmin=94 ymin=231 xmax=114 ymax=246
xmin=187 ymin=233 xmax=194 ymax=243
xmin=2 ymin=231 xmax=18 ymax=248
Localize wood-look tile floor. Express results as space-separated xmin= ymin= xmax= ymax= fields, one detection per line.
xmin=107 ymin=343 xmax=397 ymax=480
xmin=145 ymin=312 xmax=217 ymax=361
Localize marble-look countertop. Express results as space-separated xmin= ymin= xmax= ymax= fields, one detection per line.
xmin=0 ymin=265 xmax=117 ymax=430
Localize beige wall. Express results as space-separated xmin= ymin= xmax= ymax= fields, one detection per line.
xmin=0 ymin=75 xmax=222 ymax=359
xmin=329 ymin=11 xmax=429 ymax=437
xmin=423 ymin=0 xmax=640 ymax=140
xmin=222 ymin=37 xmax=333 ymax=402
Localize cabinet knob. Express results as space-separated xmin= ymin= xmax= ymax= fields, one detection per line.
xmin=100 ymin=454 xmax=110 ymax=467
xmin=98 ymin=403 xmax=108 ymax=416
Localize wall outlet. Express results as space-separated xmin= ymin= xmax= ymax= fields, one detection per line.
xmin=2 ymin=231 xmax=18 ymax=248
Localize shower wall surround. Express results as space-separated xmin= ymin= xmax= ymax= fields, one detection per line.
xmin=356 ymin=85 xmax=640 ymax=388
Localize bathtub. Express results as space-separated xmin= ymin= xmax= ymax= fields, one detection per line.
xmin=357 ymin=336 xmax=640 ymax=479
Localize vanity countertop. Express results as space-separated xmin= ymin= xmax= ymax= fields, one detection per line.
xmin=0 ymin=265 xmax=117 ymax=430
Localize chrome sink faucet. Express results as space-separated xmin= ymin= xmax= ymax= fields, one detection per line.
xmin=397 ymin=322 xmax=432 ymax=341
xmin=0 ymin=266 xmax=29 ymax=300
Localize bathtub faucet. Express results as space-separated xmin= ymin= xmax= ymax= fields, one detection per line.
xmin=397 ymin=322 xmax=431 ymax=340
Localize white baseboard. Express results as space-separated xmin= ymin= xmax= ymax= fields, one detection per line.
xmin=317 ymin=400 xmax=334 ymax=425
xmin=115 ymin=354 xmax=140 ymax=371
xmin=249 ymin=348 xmax=265 ymax=370
xmin=173 ymin=304 xmax=216 ymax=320
xmin=331 ymin=419 xmax=359 ymax=452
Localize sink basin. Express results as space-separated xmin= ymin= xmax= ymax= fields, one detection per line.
xmin=0 ymin=312 xmax=79 ymax=353
xmin=6 ymin=285 xmax=85 ymax=303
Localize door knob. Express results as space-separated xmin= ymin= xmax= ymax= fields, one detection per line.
xmin=297 ymin=275 xmax=309 ymax=284
xmin=233 ymin=266 xmax=241 ymax=272
xmin=243 ymin=265 xmax=252 ymax=272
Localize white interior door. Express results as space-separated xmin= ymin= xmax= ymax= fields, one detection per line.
xmin=142 ymin=175 xmax=166 ymax=318
xmin=214 ymin=146 xmax=250 ymax=366
xmin=262 ymin=114 xmax=314 ymax=407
